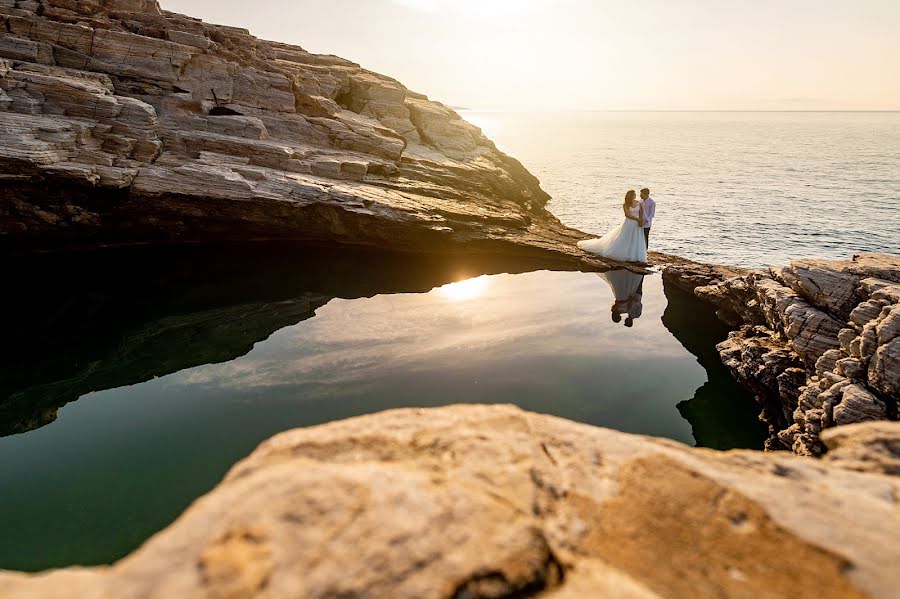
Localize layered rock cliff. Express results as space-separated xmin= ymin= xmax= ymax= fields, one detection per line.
xmin=0 ymin=0 xmax=590 ymax=259
xmin=664 ymin=253 xmax=900 ymax=456
xmin=2 ymin=405 xmax=898 ymax=598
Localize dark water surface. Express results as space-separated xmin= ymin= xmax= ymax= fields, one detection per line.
xmin=0 ymin=245 xmax=765 ymax=571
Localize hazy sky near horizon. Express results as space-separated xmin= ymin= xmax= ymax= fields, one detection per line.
xmin=161 ymin=0 xmax=899 ymax=111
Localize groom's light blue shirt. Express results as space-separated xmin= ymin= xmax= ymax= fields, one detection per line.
xmin=641 ymin=197 xmax=656 ymax=229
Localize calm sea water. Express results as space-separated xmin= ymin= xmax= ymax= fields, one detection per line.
xmin=464 ymin=111 xmax=900 ymax=267
xmin=0 ymin=247 xmax=765 ymax=570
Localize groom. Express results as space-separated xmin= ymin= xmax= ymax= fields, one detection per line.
xmin=624 ymin=277 xmax=644 ymax=328
xmin=639 ymin=188 xmax=656 ymax=249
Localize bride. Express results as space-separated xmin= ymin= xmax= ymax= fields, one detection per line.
xmin=577 ymin=190 xmax=648 ymax=263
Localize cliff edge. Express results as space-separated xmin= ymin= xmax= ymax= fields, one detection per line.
xmin=0 ymin=0 xmax=593 ymax=260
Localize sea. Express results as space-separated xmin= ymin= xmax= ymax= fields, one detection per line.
xmin=463 ymin=111 xmax=900 ymax=267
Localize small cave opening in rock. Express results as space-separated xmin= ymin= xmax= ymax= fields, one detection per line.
xmin=209 ymin=106 xmax=243 ymax=116
xmin=334 ymin=88 xmax=355 ymax=111
xmin=208 ymin=88 xmax=242 ymax=116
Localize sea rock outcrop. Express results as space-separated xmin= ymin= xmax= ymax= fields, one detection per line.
xmin=0 ymin=0 xmax=592 ymax=260
xmin=1 ymin=404 xmax=898 ymax=598
xmin=665 ymin=253 xmax=900 ymax=456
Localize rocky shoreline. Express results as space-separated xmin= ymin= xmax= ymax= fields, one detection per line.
xmin=663 ymin=253 xmax=899 ymax=457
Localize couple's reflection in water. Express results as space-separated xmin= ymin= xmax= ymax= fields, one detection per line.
xmin=597 ymin=268 xmax=768 ymax=450
xmin=599 ymin=270 xmax=644 ymax=328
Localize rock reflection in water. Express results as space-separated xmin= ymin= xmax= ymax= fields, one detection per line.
xmin=0 ymin=251 xmax=765 ymax=572
xmin=0 ymin=244 xmax=573 ymax=437
xmin=662 ymin=279 xmax=768 ymax=450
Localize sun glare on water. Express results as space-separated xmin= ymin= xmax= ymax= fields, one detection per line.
xmin=460 ymin=111 xmax=502 ymax=140
xmin=438 ymin=276 xmax=490 ymax=302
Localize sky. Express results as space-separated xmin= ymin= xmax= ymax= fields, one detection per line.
xmin=161 ymin=0 xmax=900 ymax=111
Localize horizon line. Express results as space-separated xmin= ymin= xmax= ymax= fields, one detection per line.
xmin=457 ymin=108 xmax=900 ymax=113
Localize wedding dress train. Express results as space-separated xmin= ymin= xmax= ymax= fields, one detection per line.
xmin=577 ymin=203 xmax=648 ymax=263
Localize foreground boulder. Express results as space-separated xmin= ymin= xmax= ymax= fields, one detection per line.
xmin=0 ymin=0 xmax=589 ymax=260
xmin=664 ymin=253 xmax=900 ymax=455
xmin=1 ymin=404 xmax=898 ymax=598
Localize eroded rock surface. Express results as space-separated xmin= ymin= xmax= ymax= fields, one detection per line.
xmin=1 ymin=404 xmax=898 ymax=598
xmin=0 ymin=0 xmax=595 ymax=261
xmin=665 ymin=253 xmax=900 ymax=455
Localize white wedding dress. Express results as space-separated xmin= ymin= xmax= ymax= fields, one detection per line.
xmin=598 ymin=270 xmax=644 ymax=302
xmin=577 ymin=202 xmax=648 ymax=262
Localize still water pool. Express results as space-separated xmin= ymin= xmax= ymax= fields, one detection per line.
xmin=0 ymin=246 xmax=765 ymax=571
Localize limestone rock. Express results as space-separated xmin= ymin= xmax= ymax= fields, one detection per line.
xmin=663 ymin=254 xmax=900 ymax=456
xmin=831 ymin=384 xmax=887 ymax=426
xmin=780 ymin=254 xmax=900 ymax=320
xmin=1 ymin=405 xmax=899 ymax=598
xmin=779 ymin=259 xmax=860 ymax=321
xmin=836 ymin=356 xmax=866 ymax=380
xmin=850 ymin=300 xmax=888 ymax=330
xmin=0 ymin=0 xmax=601 ymax=266
xmin=869 ymin=336 xmax=899 ymax=399
xmin=660 ymin=261 xmax=763 ymax=326
xmin=816 ymin=348 xmax=844 ymax=378
xmin=655 ymin=261 xmax=751 ymax=295
xmin=821 ymin=421 xmax=900 ymax=475
xmin=782 ymin=302 xmax=844 ymax=366
xmin=166 ymin=30 xmax=212 ymax=50
xmin=717 ymin=327 xmax=804 ymax=429
xmin=752 ymin=277 xmax=844 ymax=366
xmin=838 ymin=327 xmax=858 ymax=352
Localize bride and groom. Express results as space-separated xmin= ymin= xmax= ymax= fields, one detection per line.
xmin=578 ymin=188 xmax=656 ymax=263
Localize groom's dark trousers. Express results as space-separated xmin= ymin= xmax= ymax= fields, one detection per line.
xmin=643 ymin=228 xmax=650 ymax=249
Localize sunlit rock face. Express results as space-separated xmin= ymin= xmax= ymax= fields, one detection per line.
xmin=0 ymin=0 xmax=590 ymax=258
xmin=1 ymin=405 xmax=897 ymax=598
xmin=664 ymin=253 xmax=900 ymax=456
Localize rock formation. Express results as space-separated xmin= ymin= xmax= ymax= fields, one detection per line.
xmin=0 ymin=0 xmax=594 ymax=261
xmin=664 ymin=253 xmax=900 ymax=456
xmin=1 ymin=404 xmax=898 ymax=598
